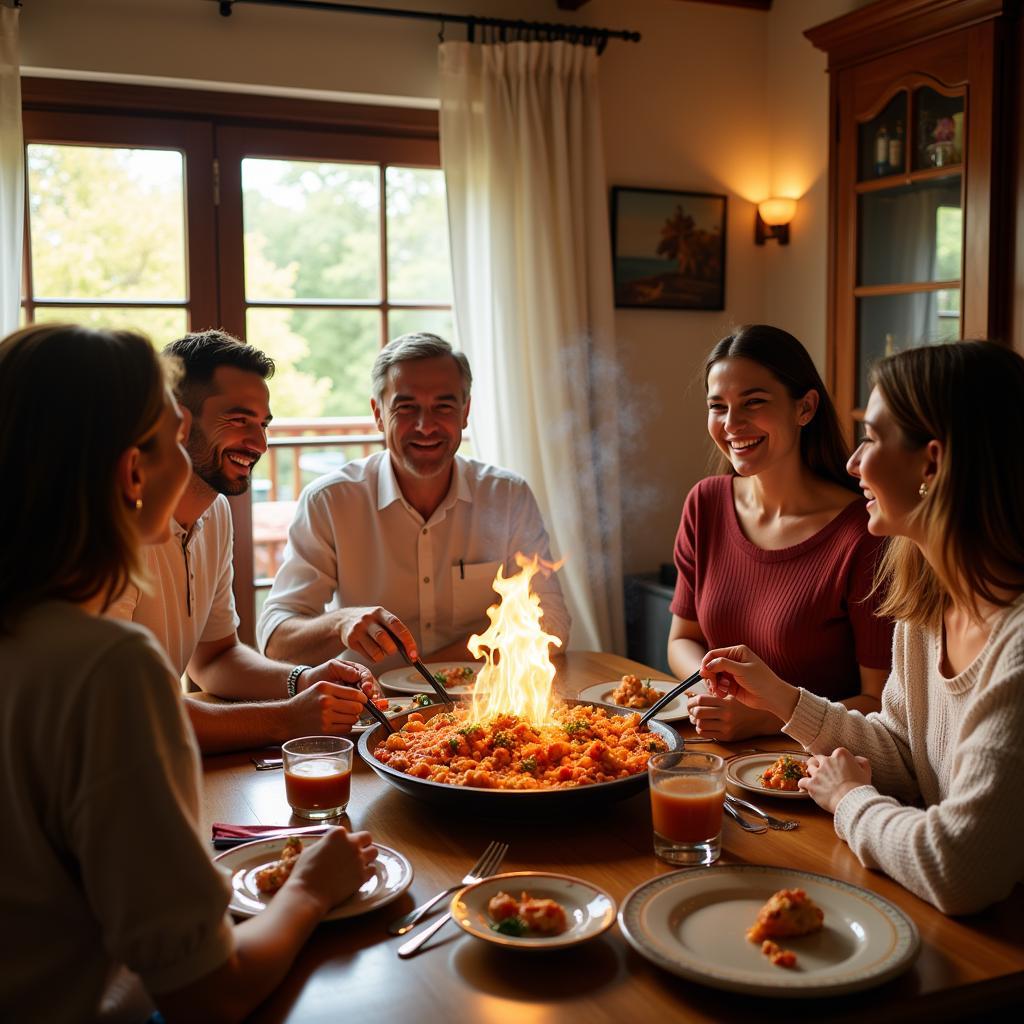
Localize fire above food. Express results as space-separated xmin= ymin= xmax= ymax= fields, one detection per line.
xmin=467 ymin=552 xmax=562 ymax=724
xmin=371 ymin=553 xmax=668 ymax=791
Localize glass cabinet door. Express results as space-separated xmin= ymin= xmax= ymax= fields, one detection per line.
xmin=853 ymin=84 xmax=965 ymax=407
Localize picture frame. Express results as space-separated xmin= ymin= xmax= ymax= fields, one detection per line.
xmin=611 ymin=186 xmax=727 ymax=310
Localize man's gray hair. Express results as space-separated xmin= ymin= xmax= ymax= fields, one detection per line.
xmin=371 ymin=332 xmax=473 ymax=402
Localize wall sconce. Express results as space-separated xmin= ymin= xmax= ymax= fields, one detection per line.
xmin=755 ymin=197 xmax=797 ymax=245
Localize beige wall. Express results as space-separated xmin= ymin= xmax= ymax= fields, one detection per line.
xmin=19 ymin=0 xmax=866 ymax=576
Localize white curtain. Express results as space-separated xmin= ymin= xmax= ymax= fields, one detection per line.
xmin=0 ymin=3 xmax=23 ymax=334
xmin=439 ymin=40 xmax=624 ymax=653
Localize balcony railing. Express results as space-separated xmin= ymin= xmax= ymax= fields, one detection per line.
xmin=250 ymin=418 xmax=472 ymax=589
xmin=253 ymin=418 xmax=384 ymax=585
xmin=259 ymin=417 xmax=384 ymax=502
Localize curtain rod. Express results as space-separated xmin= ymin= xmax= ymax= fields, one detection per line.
xmin=215 ymin=1 xmax=641 ymax=52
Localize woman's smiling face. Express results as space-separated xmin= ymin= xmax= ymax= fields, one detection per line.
xmin=705 ymin=356 xmax=813 ymax=477
xmin=847 ymin=386 xmax=931 ymax=539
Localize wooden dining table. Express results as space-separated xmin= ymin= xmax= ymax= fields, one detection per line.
xmin=200 ymin=651 xmax=1024 ymax=1023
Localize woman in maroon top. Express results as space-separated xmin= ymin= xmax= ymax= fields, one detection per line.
xmin=668 ymin=325 xmax=893 ymax=741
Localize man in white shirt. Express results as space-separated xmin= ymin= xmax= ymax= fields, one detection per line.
xmin=258 ymin=333 xmax=569 ymax=673
xmin=109 ymin=330 xmax=373 ymax=753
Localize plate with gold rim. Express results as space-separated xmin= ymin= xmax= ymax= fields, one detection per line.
xmin=215 ymin=837 xmax=413 ymax=921
xmin=618 ymin=865 xmax=919 ymax=997
xmin=577 ymin=678 xmax=705 ymax=723
xmin=378 ymin=661 xmax=480 ymax=696
xmin=727 ymin=751 xmax=812 ymax=800
xmin=452 ymin=871 xmax=616 ymax=950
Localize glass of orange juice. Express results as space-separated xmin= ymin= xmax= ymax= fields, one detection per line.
xmin=282 ymin=736 xmax=354 ymax=820
xmin=648 ymin=751 xmax=726 ymax=865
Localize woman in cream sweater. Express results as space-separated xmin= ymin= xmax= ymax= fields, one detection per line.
xmin=698 ymin=341 xmax=1024 ymax=915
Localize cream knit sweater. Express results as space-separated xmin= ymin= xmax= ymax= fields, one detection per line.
xmin=784 ymin=594 xmax=1024 ymax=915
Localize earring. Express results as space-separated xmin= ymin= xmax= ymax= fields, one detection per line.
xmin=134 ymin=498 xmax=143 ymax=511
xmin=918 ymin=482 xmax=928 ymax=498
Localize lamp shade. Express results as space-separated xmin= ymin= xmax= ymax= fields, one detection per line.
xmin=757 ymin=198 xmax=797 ymax=227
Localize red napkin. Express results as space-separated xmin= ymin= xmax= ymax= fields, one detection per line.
xmin=212 ymin=822 xmax=304 ymax=841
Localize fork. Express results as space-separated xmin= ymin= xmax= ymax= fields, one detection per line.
xmin=726 ymin=793 xmax=799 ymax=831
xmin=388 ymin=840 xmax=508 ymax=936
xmin=724 ymin=801 xmax=768 ymax=833
xmin=396 ymin=842 xmax=508 ymax=958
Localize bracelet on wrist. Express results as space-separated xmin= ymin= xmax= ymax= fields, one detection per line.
xmin=287 ymin=664 xmax=311 ymax=698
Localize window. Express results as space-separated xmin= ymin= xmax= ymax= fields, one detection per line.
xmin=21 ymin=82 xmax=446 ymax=643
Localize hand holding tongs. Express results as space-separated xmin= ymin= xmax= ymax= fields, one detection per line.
xmin=378 ymin=623 xmax=456 ymax=709
xmin=637 ymin=669 xmax=702 ymax=729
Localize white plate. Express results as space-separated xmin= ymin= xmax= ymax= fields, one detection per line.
xmin=619 ymin=865 xmax=919 ymax=997
xmin=452 ymin=871 xmax=616 ymax=951
xmin=378 ymin=661 xmax=480 ymax=696
xmin=353 ymin=696 xmax=418 ymax=734
xmin=215 ymin=837 xmax=413 ymax=921
xmin=727 ymin=751 xmax=812 ymax=800
xmin=577 ymin=679 xmax=698 ymax=722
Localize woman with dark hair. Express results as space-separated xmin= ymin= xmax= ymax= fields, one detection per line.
xmin=0 ymin=324 xmax=377 ymax=1023
xmin=667 ymin=324 xmax=893 ymax=741
xmin=699 ymin=341 xmax=1024 ymax=913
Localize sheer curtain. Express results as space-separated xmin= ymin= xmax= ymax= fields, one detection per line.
xmin=0 ymin=2 xmax=22 ymax=333
xmin=439 ymin=39 xmax=623 ymax=652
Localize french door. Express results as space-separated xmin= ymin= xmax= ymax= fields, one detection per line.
xmin=21 ymin=82 xmax=446 ymax=644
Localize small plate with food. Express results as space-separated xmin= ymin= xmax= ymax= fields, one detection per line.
xmin=451 ymin=871 xmax=616 ymax=950
xmin=727 ymin=752 xmax=812 ymax=800
xmin=215 ymin=835 xmax=413 ymax=921
xmin=353 ymin=695 xmax=419 ymax=734
xmin=618 ymin=865 xmax=919 ymax=997
xmin=378 ymin=661 xmax=480 ymax=696
xmin=577 ymin=675 xmax=703 ymax=722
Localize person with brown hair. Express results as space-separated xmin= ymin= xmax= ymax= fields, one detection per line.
xmin=667 ymin=324 xmax=893 ymax=741
xmin=0 ymin=324 xmax=377 ymax=1022
xmin=108 ymin=329 xmax=377 ymax=754
xmin=699 ymin=340 xmax=1024 ymax=914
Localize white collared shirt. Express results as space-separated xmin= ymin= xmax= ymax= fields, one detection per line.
xmin=107 ymin=495 xmax=240 ymax=678
xmin=256 ymin=451 xmax=570 ymax=671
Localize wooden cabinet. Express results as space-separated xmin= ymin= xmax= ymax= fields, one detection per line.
xmin=806 ymin=0 xmax=1021 ymax=428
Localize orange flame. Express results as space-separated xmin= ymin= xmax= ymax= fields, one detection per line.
xmin=467 ymin=552 xmax=563 ymax=724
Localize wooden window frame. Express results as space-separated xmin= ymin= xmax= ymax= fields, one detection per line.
xmin=21 ymin=78 xmax=440 ymax=644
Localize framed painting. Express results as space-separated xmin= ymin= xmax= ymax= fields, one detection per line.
xmin=611 ymin=187 xmax=727 ymax=310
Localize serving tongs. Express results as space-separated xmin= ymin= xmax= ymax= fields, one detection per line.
xmin=360 ymin=697 xmax=397 ymax=735
xmin=636 ymin=669 xmax=702 ymax=729
xmin=378 ymin=623 xmax=456 ymax=709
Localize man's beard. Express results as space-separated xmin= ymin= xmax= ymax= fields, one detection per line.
xmin=187 ymin=422 xmax=251 ymax=497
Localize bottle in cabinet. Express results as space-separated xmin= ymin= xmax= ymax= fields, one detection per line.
xmin=875 ymin=124 xmax=890 ymax=175
xmin=888 ymin=121 xmax=904 ymax=172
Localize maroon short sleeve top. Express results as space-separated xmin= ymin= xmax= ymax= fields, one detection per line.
xmin=670 ymin=475 xmax=894 ymax=700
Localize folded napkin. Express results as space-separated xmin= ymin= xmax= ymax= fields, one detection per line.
xmin=211 ymin=822 xmax=334 ymax=850
xmin=212 ymin=822 xmax=298 ymax=841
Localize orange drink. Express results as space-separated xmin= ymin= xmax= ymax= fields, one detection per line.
xmin=648 ymin=751 xmax=725 ymax=865
xmin=285 ymin=759 xmax=351 ymax=813
xmin=282 ymin=736 xmax=354 ymax=820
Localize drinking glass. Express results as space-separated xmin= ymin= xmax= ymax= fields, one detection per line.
xmin=648 ymin=751 xmax=726 ymax=865
xmin=282 ymin=736 xmax=354 ymax=820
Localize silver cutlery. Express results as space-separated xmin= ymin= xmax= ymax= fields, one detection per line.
xmin=379 ymin=622 xmax=456 ymax=709
xmin=726 ymin=793 xmax=799 ymax=831
xmin=724 ymin=801 xmax=767 ymax=834
xmin=359 ymin=697 xmax=396 ymax=735
xmin=389 ymin=840 xmax=507 ymax=937
xmin=395 ymin=841 xmax=508 ymax=956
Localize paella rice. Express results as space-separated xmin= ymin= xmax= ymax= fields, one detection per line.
xmin=373 ymin=704 xmax=667 ymax=790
